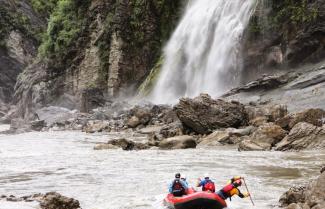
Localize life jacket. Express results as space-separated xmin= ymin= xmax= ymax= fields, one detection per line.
xmin=221 ymin=183 xmax=235 ymax=199
xmin=172 ymin=179 xmax=185 ymax=197
xmin=203 ymin=180 xmax=215 ymax=192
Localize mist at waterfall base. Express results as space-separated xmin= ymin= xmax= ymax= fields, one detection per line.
xmin=150 ymin=0 xmax=256 ymax=104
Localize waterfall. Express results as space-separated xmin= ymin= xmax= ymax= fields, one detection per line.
xmin=150 ymin=0 xmax=256 ymax=104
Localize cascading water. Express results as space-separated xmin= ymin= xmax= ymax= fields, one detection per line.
xmin=150 ymin=0 xmax=257 ymax=104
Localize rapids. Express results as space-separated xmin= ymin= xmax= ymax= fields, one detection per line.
xmin=0 ymin=127 xmax=324 ymax=209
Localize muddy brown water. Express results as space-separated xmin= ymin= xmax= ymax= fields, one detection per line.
xmin=0 ymin=127 xmax=324 ymax=209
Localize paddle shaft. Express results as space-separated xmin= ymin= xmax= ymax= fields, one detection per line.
xmin=243 ymin=178 xmax=255 ymax=206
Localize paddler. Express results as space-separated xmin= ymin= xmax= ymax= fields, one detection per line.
xmin=169 ymin=173 xmax=188 ymax=197
xmin=216 ymin=176 xmax=250 ymax=201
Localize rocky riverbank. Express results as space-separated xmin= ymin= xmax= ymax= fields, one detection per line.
xmin=0 ymin=192 xmax=80 ymax=209
xmin=278 ymin=167 xmax=325 ymax=209
xmin=2 ymin=92 xmax=324 ymax=152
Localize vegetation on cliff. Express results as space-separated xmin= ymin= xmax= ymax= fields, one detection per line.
xmin=0 ymin=4 xmax=36 ymax=48
xmin=249 ymin=0 xmax=319 ymax=36
xmin=39 ymin=0 xmax=90 ymax=62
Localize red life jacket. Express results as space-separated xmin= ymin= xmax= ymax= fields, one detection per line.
xmin=221 ymin=184 xmax=235 ymax=199
xmin=203 ymin=181 xmax=215 ymax=192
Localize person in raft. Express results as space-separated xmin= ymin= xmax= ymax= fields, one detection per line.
xmin=216 ymin=176 xmax=250 ymax=200
xmin=169 ymin=173 xmax=189 ymax=197
xmin=196 ymin=174 xmax=216 ymax=193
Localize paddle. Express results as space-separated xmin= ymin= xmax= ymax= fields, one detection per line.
xmin=242 ymin=178 xmax=255 ymax=206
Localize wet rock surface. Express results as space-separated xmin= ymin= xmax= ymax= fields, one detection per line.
xmin=0 ymin=192 xmax=81 ymax=209
xmin=239 ymin=123 xmax=287 ymax=151
xmin=224 ymin=65 xmax=325 ymax=113
xmin=276 ymin=122 xmax=325 ymax=151
xmin=94 ymin=138 xmax=149 ymax=151
xmin=158 ymin=135 xmax=197 ymax=150
xmin=174 ymin=94 xmax=248 ymax=134
xmin=279 ymin=167 xmax=325 ymax=209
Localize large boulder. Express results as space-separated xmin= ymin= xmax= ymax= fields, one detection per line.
xmin=174 ymin=94 xmax=247 ymax=134
xmin=239 ymin=123 xmax=287 ymax=151
xmin=279 ymin=168 xmax=325 ymax=209
xmin=276 ymin=122 xmax=325 ymax=151
xmin=40 ymin=192 xmax=80 ymax=209
xmin=197 ymin=126 xmax=255 ymax=148
xmin=246 ymin=104 xmax=288 ymax=125
xmin=197 ymin=131 xmax=229 ymax=148
xmin=238 ymin=138 xmax=266 ymax=151
xmin=276 ymin=109 xmax=325 ymax=130
xmin=159 ymin=135 xmax=197 ymax=149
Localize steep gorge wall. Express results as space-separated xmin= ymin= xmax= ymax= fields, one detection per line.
xmin=0 ymin=0 xmax=45 ymax=110
xmin=242 ymin=0 xmax=325 ymax=82
xmin=13 ymin=0 xmax=183 ymax=119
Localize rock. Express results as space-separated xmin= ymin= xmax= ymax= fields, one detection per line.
xmin=174 ymin=94 xmax=247 ymax=134
xmin=276 ymin=109 xmax=325 ymax=130
xmin=30 ymin=120 xmax=46 ymax=131
xmin=159 ymin=135 xmax=197 ymax=149
xmin=159 ymin=121 xmax=184 ymax=138
xmin=276 ymin=122 xmax=325 ymax=151
xmin=198 ymin=131 xmax=230 ymax=147
xmin=223 ymin=74 xmax=298 ymax=97
xmin=106 ymin=138 xmax=149 ymax=151
xmin=279 ymin=171 xmax=325 ymax=209
xmin=238 ymin=139 xmax=265 ymax=151
xmin=36 ymin=106 xmax=78 ymax=127
xmin=249 ymin=116 xmax=269 ymax=127
xmin=94 ymin=143 xmax=119 ymax=150
xmin=80 ymin=88 xmax=105 ymax=113
xmin=279 ymin=186 xmax=306 ymax=207
xmin=132 ymin=107 xmax=152 ymax=125
xmin=246 ymin=104 xmax=288 ymax=126
xmin=226 ymin=126 xmax=255 ymax=137
xmin=239 ymin=123 xmax=287 ymax=151
xmin=82 ymin=120 xmax=110 ymax=133
xmin=138 ymin=125 xmax=163 ymax=134
xmin=127 ymin=116 xmax=141 ymax=128
xmin=40 ymin=192 xmax=80 ymax=209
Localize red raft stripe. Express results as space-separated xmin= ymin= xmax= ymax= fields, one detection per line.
xmin=165 ymin=191 xmax=227 ymax=208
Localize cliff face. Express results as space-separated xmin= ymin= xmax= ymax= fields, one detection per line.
xmin=13 ymin=0 xmax=183 ymax=119
xmin=242 ymin=0 xmax=325 ymax=82
xmin=0 ymin=0 xmax=45 ymax=109
xmin=5 ymin=0 xmax=325 ymax=120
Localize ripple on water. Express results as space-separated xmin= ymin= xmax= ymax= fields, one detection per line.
xmin=0 ymin=131 xmax=324 ymax=209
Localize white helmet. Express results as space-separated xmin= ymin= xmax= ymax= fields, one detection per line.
xmin=181 ymin=175 xmax=187 ymax=180
xmin=204 ymin=173 xmax=209 ymax=179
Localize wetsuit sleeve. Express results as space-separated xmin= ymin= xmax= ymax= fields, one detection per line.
xmin=237 ymin=189 xmax=245 ymax=198
xmin=168 ymin=183 xmax=173 ymax=193
xmin=181 ymin=180 xmax=189 ymax=189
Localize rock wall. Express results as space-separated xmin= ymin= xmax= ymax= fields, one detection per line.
xmin=13 ymin=0 xmax=183 ymax=118
xmin=242 ymin=0 xmax=325 ymax=82
xmin=0 ymin=0 xmax=44 ymax=106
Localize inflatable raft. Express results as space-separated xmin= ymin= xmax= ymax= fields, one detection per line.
xmin=164 ymin=189 xmax=227 ymax=209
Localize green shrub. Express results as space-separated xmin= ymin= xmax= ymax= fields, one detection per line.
xmin=271 ymin=0 xmax=318 ymax=27
xmin=38 ymin=0 xmax=90 ymax=59
xmin=31 ymin=0 xmax=58 ymax=17
xmin=0 ymin=6 xmax=35 ymax=48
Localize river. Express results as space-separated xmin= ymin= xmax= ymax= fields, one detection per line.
xmin=0 ymin=126 xmax=324 ymax=209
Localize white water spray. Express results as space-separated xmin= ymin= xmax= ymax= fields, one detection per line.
xmin=150 ymin=0 xmax=256 ymax=104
